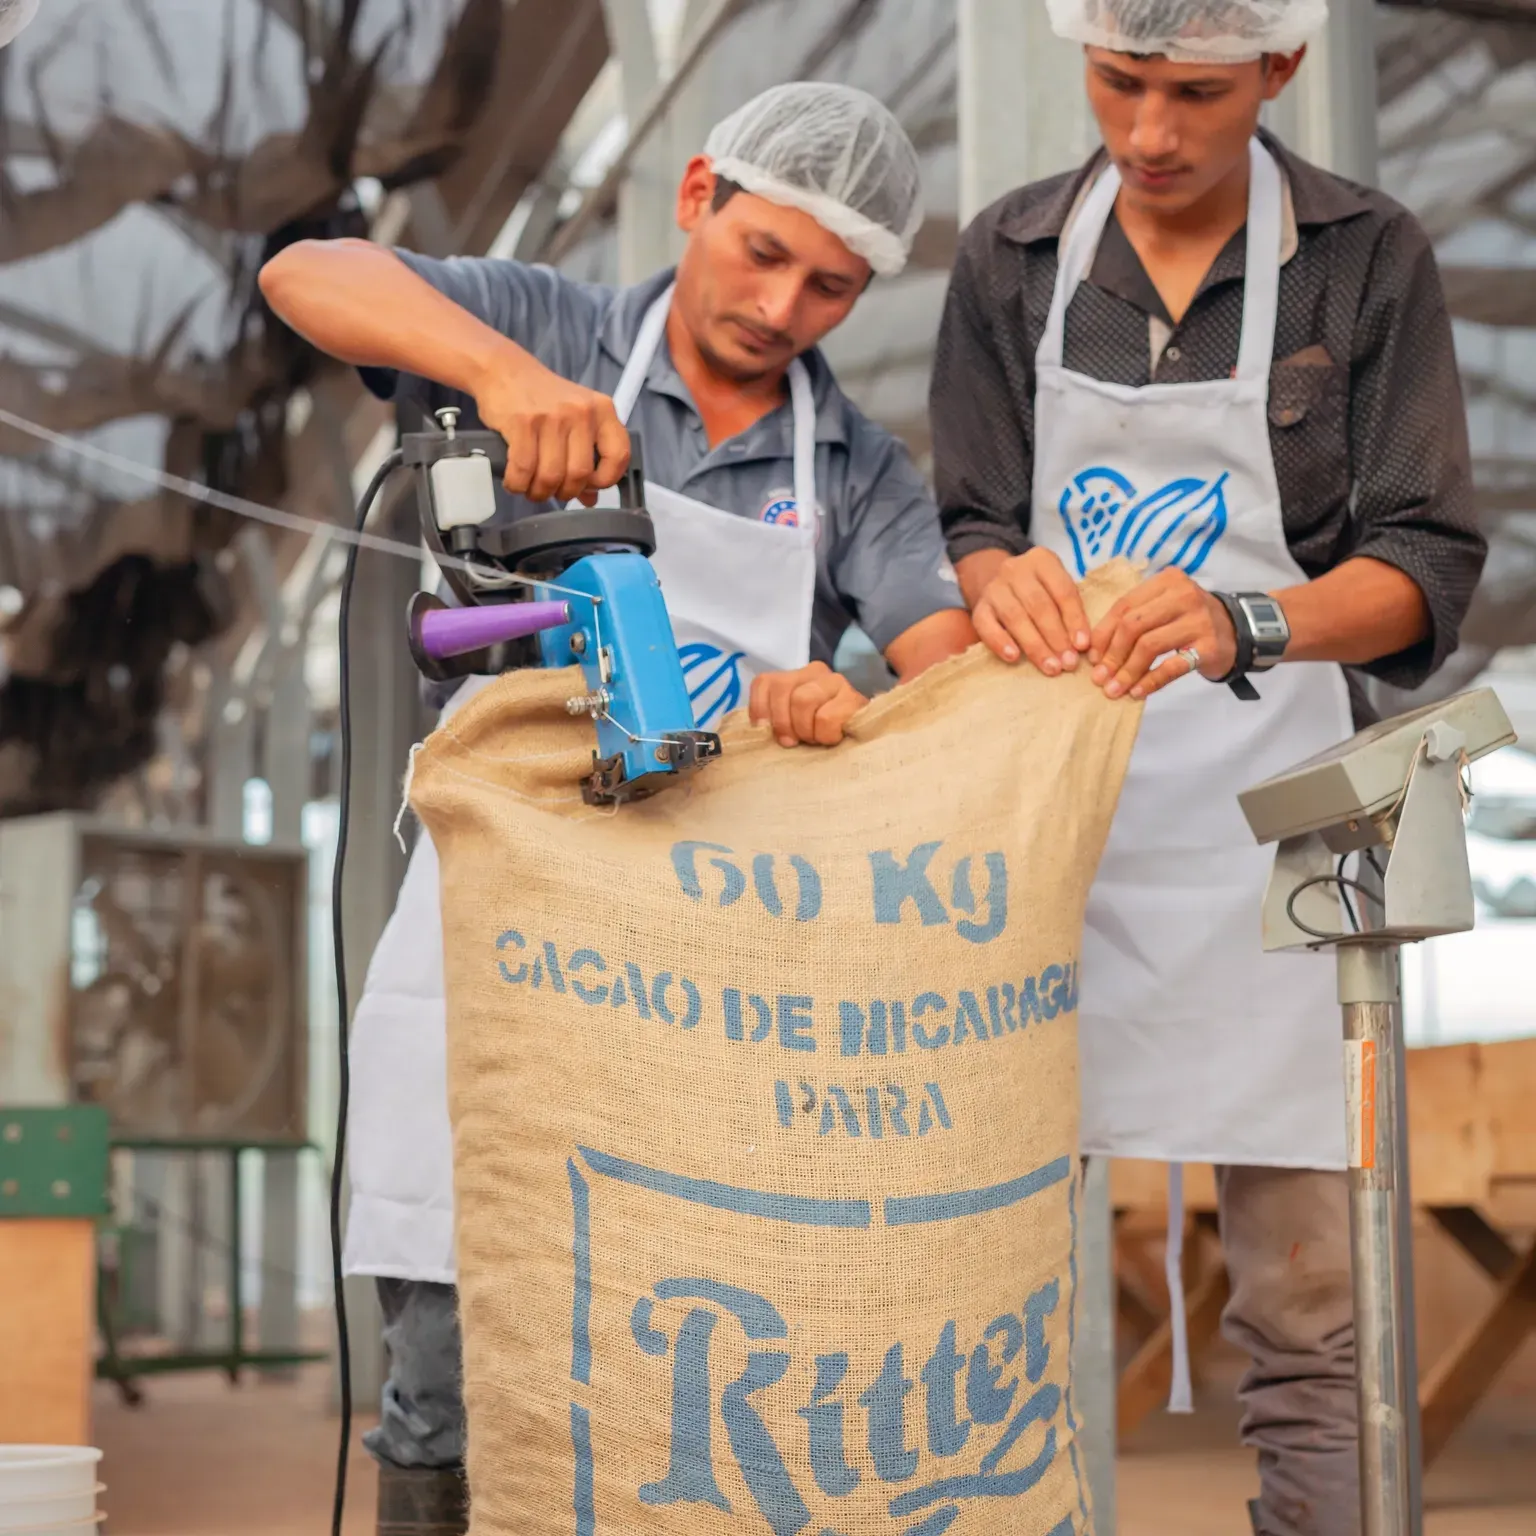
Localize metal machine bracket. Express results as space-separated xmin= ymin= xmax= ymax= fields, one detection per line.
xmin=1382 ymin=733 xmax=1475 ymax=940
xmin=535 ymin=552 xmax=721 ymax=805
xmin=1260 ymin=830 xmax=1340 ymax=951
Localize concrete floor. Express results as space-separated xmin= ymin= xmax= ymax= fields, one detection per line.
xmin=90 ymin=1358 xmax=1535 ymax=1535
xmin=94 ymin=1367 xmax=379 ymax=1536
xmin=1118 ymin=1352 xmax=1536 ymax=1536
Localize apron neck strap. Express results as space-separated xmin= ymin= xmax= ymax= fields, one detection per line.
xmin=612 ymin=284 xmax=675 ymax=424
xmin=1038 ymin=165 xmax=1121 ymax=371
xmin=1234 ymin=141 xmax=1282 ymax=384
xmin=1038 ymin=139 xmax=1284 ymax=387
xmin=787 ymin=357 xmax=818 ymax=533
xmin=612 ymin=282 xmax=820 ymax=532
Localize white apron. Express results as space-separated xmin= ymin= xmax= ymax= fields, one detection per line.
xmin=1034 ymin=140 xmax=1355 ymax=1409
xmin=1036 ymin=140 xmax=1352 ymax=1172
xmin=343 ymin=288 xmax=821 ymax=1281
xmin=612 ymin=283 xmax=820 ymax=727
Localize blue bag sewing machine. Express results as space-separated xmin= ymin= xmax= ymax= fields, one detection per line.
xmin=400 ymin=406 xmax=721 ymax=805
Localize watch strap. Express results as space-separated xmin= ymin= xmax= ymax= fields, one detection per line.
xmin=1211 ymin=591 xmax=1261 ymax=702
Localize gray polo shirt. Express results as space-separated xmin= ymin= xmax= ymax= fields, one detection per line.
xmin=362 ymin=260 xmax=963 ymax=667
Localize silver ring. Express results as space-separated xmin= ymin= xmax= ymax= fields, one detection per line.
xmin=1178 ymin=647 xmax=1201 ymax=672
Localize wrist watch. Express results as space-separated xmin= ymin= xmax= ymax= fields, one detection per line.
xmin=1211 ymin=592 xmax=1290 ymax=701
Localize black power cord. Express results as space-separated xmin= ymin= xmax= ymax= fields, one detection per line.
xmin=331 ymin=448 xmax=405 ymax=1536
xmin=1285 ymin=872 xmax=1386 ymax=943
xmin=1337 ymin=854 xmax=1360 ymax=933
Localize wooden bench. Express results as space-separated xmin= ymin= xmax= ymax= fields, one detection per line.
xmin=0 ymin=1219 xmax=98 ymax=1443
xmin=0 ymin=1106 xmax=110 ymax=1444
xmin=1109 ymin=1037 xmax=1536 ymax=1457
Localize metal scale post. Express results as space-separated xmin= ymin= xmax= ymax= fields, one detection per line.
xmin=1238 ymin=688 xmax=1517 ymax=1536
xmin=1339 ymin=938 xmax=1411 ymax=1534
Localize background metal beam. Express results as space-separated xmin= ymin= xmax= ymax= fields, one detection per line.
xmin=543 ymin=0 xmax=755 ymax=266
xmin=602 ymin=0 xmax=677 ymax=284
xmin=1267 ymin=1 xmax=1380 ymax=183
xmin=1441 ymin=266 xmax=1536 ymax=327
xmin=957 ymin=0 xmax=1096 ymax=223
xmin=1381 ymin=0 xmax=1536 ymax=24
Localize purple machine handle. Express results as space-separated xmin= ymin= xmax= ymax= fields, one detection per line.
xmin=417 ymin=600 xmax=572 ymax=660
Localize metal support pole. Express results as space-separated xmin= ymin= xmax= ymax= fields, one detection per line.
xmin=543 ymin=0 xmax=751 ymax=266
xmin=207 ymin=688 xmax=255 ymax=840
xmin=958 ymin=0 xmax=1098 ymax=222
xmin=1268 ymin=2 xmax=1380 ymax=186
xmin=228 ymin=1147 xmax=244 ymax=1381
xmin=260 ymin=653 xmax=309 ymax=1378
xmin=193 ymin=1150 xmax=234 ymax=1353
xmin=1391 ymin=970 xmax=1426 ymax=1536
xmin=330 ymin=485 xmax=427 ymax=1415
xmin=1357 ymin=860 xmax=1426 ymax=1536
xmin=151 ymin=1151 xmax=195 ymax=1348
xmin=600 ymin=0 xmax=677 ymax=283
xmin=259 ymin=1150 xmax=301 ymax=1378
xmin=1338 ymin=943 xmax=1412 ymax=1536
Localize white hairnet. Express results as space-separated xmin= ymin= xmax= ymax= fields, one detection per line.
xmin=0 ymin=0 xmax=38 ymax=48
xmin=1046 ymin=0 xmax=1328 ymax=63
xmin=703 ymin=82 xmax=923 ymax=278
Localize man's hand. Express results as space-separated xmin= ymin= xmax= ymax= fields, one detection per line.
xmin=475 ymin=355 xmax=631 ymax=505
xmin=1089 ymin=568 xmax=1237 ymax=699
xmin=750 ymin=662 xmax=867 ymax=747
xmin=967 ymin=548 xmax=1093 ymax=675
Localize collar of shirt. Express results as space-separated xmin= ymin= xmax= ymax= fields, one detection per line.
xmin=597 ymin=268 xmax=851 ymax=463
xmin=998 ymin=129 xmax=1373 ymax=328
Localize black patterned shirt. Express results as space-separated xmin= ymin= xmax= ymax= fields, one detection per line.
xmin=931 ymin=130 xmax=1486 ymax=697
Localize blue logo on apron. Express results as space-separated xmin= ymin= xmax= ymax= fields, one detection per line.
xmin=1058 ymin=468 xmax=1229 ymax=578
xmin=678 ymin=643 xmax=748 ymax=728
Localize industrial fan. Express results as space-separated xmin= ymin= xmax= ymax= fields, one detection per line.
xmin=0 ymin=818 xmax=306 ymax=1140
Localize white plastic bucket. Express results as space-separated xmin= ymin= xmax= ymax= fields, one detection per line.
xmin=0 ymin=1485 xmax=104 ymax=1531
xmin=0 ymin=1451 xmax=101 ymax=1504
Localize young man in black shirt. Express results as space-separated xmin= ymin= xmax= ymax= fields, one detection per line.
xmin=932 ymin=5 xmax=1484 ymax=1533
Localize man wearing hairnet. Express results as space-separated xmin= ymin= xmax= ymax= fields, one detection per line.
xmin=932 ymin=4 xmax=1484 ymax=1534
xmin=262 ymin=82 xmax=974 ymax=1534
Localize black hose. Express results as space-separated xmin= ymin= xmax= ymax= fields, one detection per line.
xmin=331 ymin=449 xmax=405 ymax=1536
xmin=1285 ymin=872 xmax=1385 ymax=943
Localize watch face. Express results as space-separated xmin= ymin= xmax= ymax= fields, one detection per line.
xmin=1236 ymin=595 xmax=1289 ymax=670
xmin=1241 ymin=596 xmax=1288 ymax=640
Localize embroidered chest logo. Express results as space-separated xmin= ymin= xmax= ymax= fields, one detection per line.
xmin=679 ymin=643 xmax=749 ymax=728
xmin=761 ymin=496 xmax=801 ymax=528
xmin=1058 ymin=468 xmax=1230 ymax=578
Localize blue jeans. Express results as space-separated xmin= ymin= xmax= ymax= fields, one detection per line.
xmin=364 ymin=1280 xmax=465 ymax=1470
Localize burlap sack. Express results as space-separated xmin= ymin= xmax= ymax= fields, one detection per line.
xmin=412 ymin=561 xmax=1142 ymax=1536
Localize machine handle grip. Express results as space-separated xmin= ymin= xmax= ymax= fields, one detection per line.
xmin=618 ymin=434 xmax=645 ymax=511
xmin=405 ymin=422 xmax=646 ymax=512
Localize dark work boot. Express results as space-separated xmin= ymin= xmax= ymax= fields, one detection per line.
xmin=377 ymin=1465 xmax=468 ymax=1535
